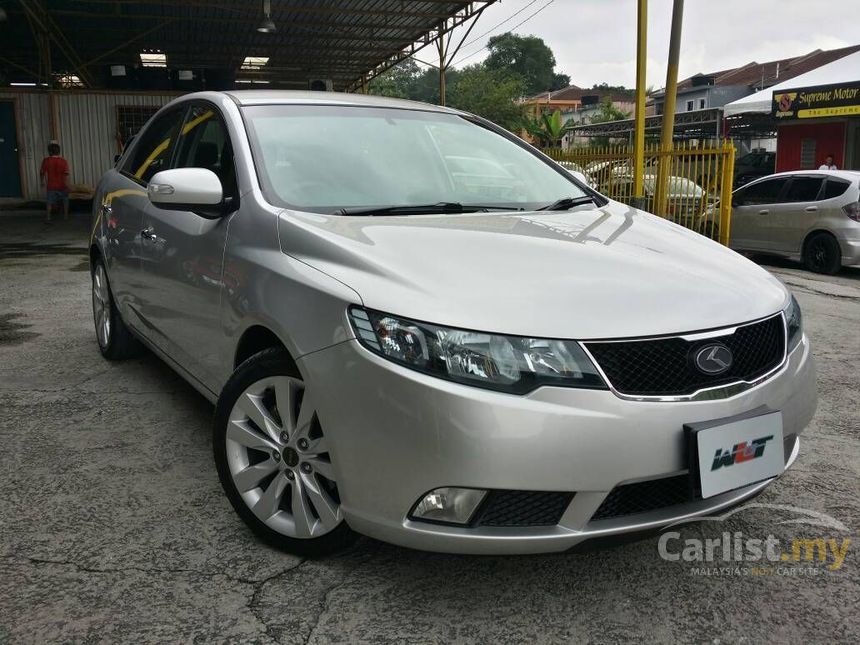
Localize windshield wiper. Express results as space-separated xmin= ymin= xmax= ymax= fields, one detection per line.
xmin=537 ymin=196 xmax=599 ymax=211
xmin=335 ymin=202 xmax=521 ymax=216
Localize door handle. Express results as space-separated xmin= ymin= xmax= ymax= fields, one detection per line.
xmin=141 ymin=227 xmax=158 ymax=242
xmin=758 ymin=209 xmax=769 ymax=215
xmin=804 ymin=205 xmax=818 ymax=212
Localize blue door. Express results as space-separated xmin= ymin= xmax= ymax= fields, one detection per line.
xmin=0 ymin=101 xmax=23 ymax=198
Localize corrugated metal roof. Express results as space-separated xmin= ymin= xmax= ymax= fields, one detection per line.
xmin=2 ymin=1 xmax=498 ymax=91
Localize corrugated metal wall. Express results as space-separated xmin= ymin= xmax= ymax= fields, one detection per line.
xmin=56 ymin=92 xmax=178 ymax=193
xmin=0 ymin=91 xmax=51 ymax=200
xmin=0 ymin=90 xmax=179 ymax=200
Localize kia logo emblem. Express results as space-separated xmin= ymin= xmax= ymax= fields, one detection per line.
xmin=694 ymin=343 xmax=733 ymax=375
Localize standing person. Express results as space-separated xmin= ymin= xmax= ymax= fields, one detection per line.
xmin=39 ymin=142 xmax=70 ymax=223
xmin=818 ymin=154 xmax=837 ymax=170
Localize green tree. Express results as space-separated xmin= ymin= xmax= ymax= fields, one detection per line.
xmin=588 ymin=97 xmax=631 ymax=124
xmin=367 ymin=59 xmax=421 ymax=98
xmin=590 ymin=82 xmax=635 ymax=99
xmin=587 ymin=98 xmax=631 ymax=147
xmin=447 ymin=64 xmax=525 ymax=131
xmin=484 ymin=33 xmax=561 ymax=95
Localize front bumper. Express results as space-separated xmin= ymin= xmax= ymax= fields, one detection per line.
xmin=298 ymin=334 xmax=817 ymax=554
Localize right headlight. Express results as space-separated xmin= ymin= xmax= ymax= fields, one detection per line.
xmin=349 ymin=306 xmax=606 ymax=395
xmin=784 ymin=295 xmax=803 ymax=352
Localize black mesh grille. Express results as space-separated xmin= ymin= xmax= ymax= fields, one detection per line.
xmin=584 ymin=315 xmax=785 ymax=397
xmin=473 ymin=490 xmax=574 ymax=527
xmin=591 ymin=475 xmax=692 ymax=521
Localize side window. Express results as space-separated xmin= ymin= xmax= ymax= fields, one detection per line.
xmin=822 ymin=178 xmax=850 ymax=200
xmin=735 ymin=178 xmax=789 ymax=206
xmin=784 ymin=177 xmax=824 ymax=203
xmin=122 ymin=108 xmax=185 ymax=184
xmin=174 ymin=105 xmax=237 ymax=198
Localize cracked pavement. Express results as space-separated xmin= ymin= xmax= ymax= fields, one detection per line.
xmin=0 ymin=212 xmax=858 ymax=643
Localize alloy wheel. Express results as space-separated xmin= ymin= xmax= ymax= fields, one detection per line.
xmin=92 ymin=264 xmax=112 ymax=349
xmin=224 ymin=376 xmax=342 ymax=539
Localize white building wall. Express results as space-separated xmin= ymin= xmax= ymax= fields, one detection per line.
xmin=1 ymin=90 xmax=179 ymax=200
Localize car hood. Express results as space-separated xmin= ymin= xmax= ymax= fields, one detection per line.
xmin=277 ymin=201 xmax=788 ymax=339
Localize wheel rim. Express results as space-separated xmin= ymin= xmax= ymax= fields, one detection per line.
xmin=808 ymin=239 xmax=828 ymax=271
xmin=92 ymin=265 xmax=112 ymax=349
xmin=225 ymin=376 xmax=342 ymax=539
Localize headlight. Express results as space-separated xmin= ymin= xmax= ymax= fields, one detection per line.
xmin=784 ymin=295 xmax=803 ymax=352
xmin=349 ymin=307 xmax=606 ymax=394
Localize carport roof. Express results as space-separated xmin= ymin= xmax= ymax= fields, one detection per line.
xmin=1 ymin=1 xmax=497 ymax=91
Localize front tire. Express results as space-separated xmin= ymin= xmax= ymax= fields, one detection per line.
xmin=802 ymin=232 xmax=841 ymax=275
xmin=213 ymin=348 xmax=356 ymax=556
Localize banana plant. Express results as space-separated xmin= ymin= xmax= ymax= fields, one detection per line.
xmin=520 ymin=109 xmax=574 ymax=148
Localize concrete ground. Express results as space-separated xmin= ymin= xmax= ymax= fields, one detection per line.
xmin=0 ymin=210 xmax=857 ymax=644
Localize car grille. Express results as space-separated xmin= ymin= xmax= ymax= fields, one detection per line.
xmin=591 ymin=474 xmax=692 ymax=521
xmin=473 ymin=490 xmax=574 ymax=527
xmin=584 ymin=314 xmax=785 ymax=397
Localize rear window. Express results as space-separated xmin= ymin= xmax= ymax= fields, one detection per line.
xmin=784 ymin=177 xmax=823 ymax=203
xmin=822 ymin=178 xmax=851 ymax=200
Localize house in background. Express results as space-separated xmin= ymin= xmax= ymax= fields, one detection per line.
xmin=651 ymin=44 xmax=860 ymax=117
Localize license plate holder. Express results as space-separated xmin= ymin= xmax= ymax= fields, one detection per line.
xmin=685 ymin=408 xmax=784 ymax=499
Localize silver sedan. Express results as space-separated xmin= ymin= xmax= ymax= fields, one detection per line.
xmin=90 ymin=91 xmax=817 ymax=555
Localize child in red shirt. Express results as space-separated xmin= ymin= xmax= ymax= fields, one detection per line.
xmin=40 ymin=143 xmax=70 ymax=223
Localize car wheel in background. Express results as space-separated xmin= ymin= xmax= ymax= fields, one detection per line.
xmin=802 ymin=232 xmax=841 ymax=275
xmin=213 ymin=348 xmax=356 ymax=556
xmin=91 ymin=258 xmax=142 ymax=360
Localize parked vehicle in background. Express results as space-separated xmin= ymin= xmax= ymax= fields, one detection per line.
xmin=601 ymin=174 xmax=709 ymax=219
xmin=90 ymin=91 xmax=815 ymax=556
xmin=733 ymin=151 xmax=776 ymax=188
xmin=727 ymin=170 xmax=860 ymax=274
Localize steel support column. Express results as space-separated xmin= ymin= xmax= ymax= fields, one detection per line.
xmin=655 ymin=0 xmax=684 ymax=216
xmin=632 ymin=0 xmax=648 ymax=209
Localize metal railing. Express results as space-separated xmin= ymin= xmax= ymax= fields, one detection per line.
xmin=544 ymin=141 xmax=735 ymax=245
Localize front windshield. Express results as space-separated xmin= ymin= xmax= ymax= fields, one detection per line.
xmin=242 ymin=105 xmax=587 ymax=213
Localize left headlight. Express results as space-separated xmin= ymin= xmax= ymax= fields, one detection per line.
xmin=349 ymin=307 xmax=606 ymax=394
xmin=784 ymin=295 xmax=803 ymax=352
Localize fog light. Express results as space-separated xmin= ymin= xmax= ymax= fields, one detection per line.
xmin=411 ymin=487 xmax=486 ymax=525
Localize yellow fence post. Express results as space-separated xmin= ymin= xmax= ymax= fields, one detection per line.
xmin=719 ymin=140 xmax=735 ymax=246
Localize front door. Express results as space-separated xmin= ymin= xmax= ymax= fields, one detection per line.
xmin=139 ymin=103 xmax=238 ymax=392
xmin=0 ymin=101 xmax=22 ymax=198
xmin=109 ymin=105 xmax=186 ymax=327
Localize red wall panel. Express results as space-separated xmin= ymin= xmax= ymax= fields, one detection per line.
xmin=776 ymin=121 xmax=846 ymax=172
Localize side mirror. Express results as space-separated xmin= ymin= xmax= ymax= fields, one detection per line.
xmin=148 ymin=168 xmax=225 ymax=218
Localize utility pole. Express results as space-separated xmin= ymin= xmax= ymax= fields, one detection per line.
xmin=632 ymin=0 xmax=648 ymax=209
xmin=655 ymin=0 xmax=684 ymax=216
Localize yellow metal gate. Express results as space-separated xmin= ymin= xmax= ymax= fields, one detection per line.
xmin=544 ymin=142 xmax=736 ymax=246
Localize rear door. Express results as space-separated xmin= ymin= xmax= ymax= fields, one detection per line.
xmin=729 ymin=176 xmax=789 ymax=250
xmin=768 ymin=175 xmax=825 ymax=254
xmin=138 ymin=102 xmax=238 ymax=390
xmin=106 ymin=106 xmax=186 ymax=322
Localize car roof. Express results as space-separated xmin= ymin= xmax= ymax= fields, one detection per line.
xmin=220 ymin=89 xmax=458 ymax=114
xmin=758 ymin=169 xmax=860 ymax=181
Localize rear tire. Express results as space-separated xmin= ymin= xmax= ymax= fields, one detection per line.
xmin=213 ymin=348 xmax=357 ymax=556
xmin=802 ymin=232 xmax=841 ymax=275
xmin=91 ymin=258 xmax=142 ymax=360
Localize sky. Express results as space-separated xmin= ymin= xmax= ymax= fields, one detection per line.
xmin=444 ymin=0 xmax=860 ymax=89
